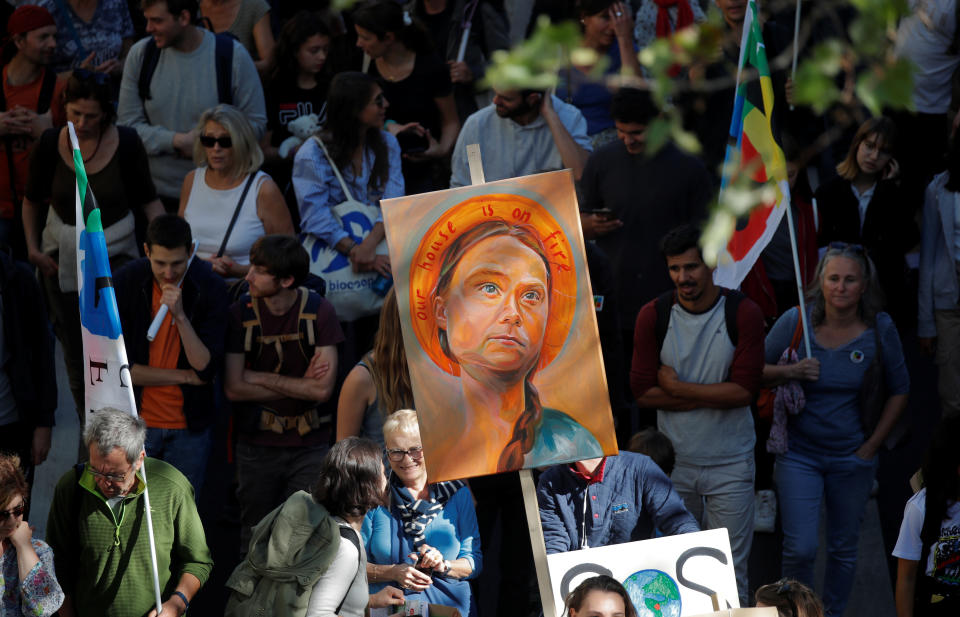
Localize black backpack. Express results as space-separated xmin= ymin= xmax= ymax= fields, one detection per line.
xmin=653 ymin=288 xmax=745 ymax=353
xmin=136 ymin=32 xmax=234 ymax=121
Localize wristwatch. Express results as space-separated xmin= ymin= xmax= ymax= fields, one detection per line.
xmin=441 ymin=559 xmax=452 ymax=575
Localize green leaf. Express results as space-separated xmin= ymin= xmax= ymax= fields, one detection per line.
xmin=645 ymin=117 xmax=672 ymax=156
xmin=856 ymin=57 xmax=915 ymax=116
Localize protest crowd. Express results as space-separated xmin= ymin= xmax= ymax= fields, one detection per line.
xmin=0 ymin=0 xmax=959 ymax=616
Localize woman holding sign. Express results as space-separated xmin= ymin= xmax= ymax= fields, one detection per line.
xmin=362 ymin=409 xmax=481 ymax=616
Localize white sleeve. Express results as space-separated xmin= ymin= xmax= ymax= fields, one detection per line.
xmin=306 ymin=535 xmax=362 ymax=617
xmin=892 ymin=492 xmax=925 ymax=561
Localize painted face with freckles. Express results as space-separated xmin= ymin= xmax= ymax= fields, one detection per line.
xmin=434 ymin=234 xmax=550 ymax=383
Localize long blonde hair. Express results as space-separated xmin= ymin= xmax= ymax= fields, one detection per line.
xmin=370 ymin=288 xmax=414 ymax=415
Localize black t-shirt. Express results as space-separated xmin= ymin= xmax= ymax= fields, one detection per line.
xmin=369 ymin=52 xmax=452 ymax=139
xmin=265 ymin=77 xmax=330 ymax=147
xmin=417 ymin=3 xmax=453 ymax=57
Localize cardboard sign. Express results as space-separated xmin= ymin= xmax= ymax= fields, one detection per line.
xmin=381 ymin=170 xmax=618 ymax=482
xmin=546 ymin=529 xmax=739 ymax=617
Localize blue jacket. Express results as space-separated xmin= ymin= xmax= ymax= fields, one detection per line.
xmin=537 ymin=451 xmax=699 ymax=554
xmin=113 ymin=257 xmax=228 ymax=431
xmin=362 ymin=485 xmax=481 ymax=617
xmin=919 ymin=171 xmax=960 ymax=337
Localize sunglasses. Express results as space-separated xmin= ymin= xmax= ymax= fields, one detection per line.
xmin=0 ymin=503 xmax=25 ymax=520
xmin=386 ymin=446 xmax=424 ymax=462
xmin=372 ymin=93 xmax=386 ymax=108
xmin=73 ymin=68 xmax=110 ymax=85
xmin=199 ymin=134 xmax=233 ymax=148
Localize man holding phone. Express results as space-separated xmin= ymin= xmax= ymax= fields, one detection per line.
xmin=580 ymin=88 xmax=713 ymax=366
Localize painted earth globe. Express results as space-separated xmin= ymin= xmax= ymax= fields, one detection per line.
xmin=622 ymin=569 xmax=682 ymax=617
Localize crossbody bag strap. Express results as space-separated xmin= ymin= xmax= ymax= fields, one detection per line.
xmin=0 ymin=79 xmax=16 ymax=208
xmin=311 ymin=135 xmax=357 ymax=203
xmin=216 ymin=173 xmax=257 ymax=258
xmin=336 ymin=525 xmax=363 ymax=614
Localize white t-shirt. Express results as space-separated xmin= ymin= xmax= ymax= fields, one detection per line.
xmin=306 ymin=520 xmax=368 ymax=617
xmin=893 ymin=488 xmax=960 ymax=582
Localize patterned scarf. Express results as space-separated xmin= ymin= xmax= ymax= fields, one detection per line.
xmin=653 ymin=0 xmax=695 ymax=38
xmin=390 ymin=472 xmax=465 ymax=547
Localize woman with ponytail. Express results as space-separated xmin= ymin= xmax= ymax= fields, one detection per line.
xmin=893 ymin=416 xmax=960 ymax=617
xmin=430 ymin=219 xmax=602 ymax=475
xmin=362 ymin=409 xmax=481 ymax=616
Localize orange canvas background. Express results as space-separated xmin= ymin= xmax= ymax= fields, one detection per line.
xmin=381 ymin=170 xmax=618 ymax=482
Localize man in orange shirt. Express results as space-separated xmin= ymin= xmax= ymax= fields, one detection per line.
xmin=1 ymin=5 xmax=64 ymax=258
xmin=114 ymin=215 xmax=228 ymax=495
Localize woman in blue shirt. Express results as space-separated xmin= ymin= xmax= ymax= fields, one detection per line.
xmin=762 ymin=244 xmax=909 ymax=617
xmin=362 ymin=409 xmax=481 ymax=616
xmin=293 ymin=71 xmax=404 ymax=279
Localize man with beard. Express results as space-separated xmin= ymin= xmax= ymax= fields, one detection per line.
xmin=224 ymin=235 xmax=343 ymax=551
xmin=449 ymin=86 xmax=591 ymax=187
xmin=630 ymin=224 xmax=764 ymax=605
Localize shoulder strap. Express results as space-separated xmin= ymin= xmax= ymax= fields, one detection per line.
xmin=137 ymin=38 xmax=162 ymax=103
xmin=788 ymin=305 xmax=804 ymax=352
xmin=36 ymin=68 xmax=57 ymax=114
xmin=298 ymin=288 xmax=319 ymax=353
xmin=241 ymin=298 xmax=261 ymax=355
xmin=723 ymin=289 xmax=744 ymax=347
xmin=214 ymin=33 xmax=234 ymax=106
xmin=216 ymin=173 xmax=257 ymax=258
xmin=311 ymin=136 xmax=356 ymax=202
xmin=654 ymin=290 xmax=675 ymax=355
xmin=336 ymin=526 xmax=362 ymax=615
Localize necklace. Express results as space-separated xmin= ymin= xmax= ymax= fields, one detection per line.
xmin=82 ymin=131 xmax=103 ymax=163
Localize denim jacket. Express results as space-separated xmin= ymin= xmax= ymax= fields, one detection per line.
xmin=919 ymin=171 xmax=960 ymax=337
xmin=536 ymin=451 xmax=699 ymax=554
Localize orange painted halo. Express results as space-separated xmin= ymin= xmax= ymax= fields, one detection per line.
xmin=408 ymin=194 xmax=577 ymax=377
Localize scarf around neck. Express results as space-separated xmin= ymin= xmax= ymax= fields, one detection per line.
xmin=389 ymin=471 xmax=464 ymax=547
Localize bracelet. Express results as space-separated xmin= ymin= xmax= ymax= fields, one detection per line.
xmin=342 ymin=240 xmax=357 ymax=256
xmin=172 ymin=590 xmax=190 ymax=612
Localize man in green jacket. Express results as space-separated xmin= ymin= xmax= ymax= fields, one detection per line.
xmin=46 ymin=407 xmax=213 ymax=617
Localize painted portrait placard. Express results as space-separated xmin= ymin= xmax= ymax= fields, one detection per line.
xmin=545 ymin=529 xmax=740 ymax=617
xmin=381 ymin=170 xmax=618 ymax=482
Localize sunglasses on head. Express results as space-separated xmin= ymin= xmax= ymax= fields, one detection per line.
xmin=0 ymin=503 xmax=24 ymax=520
xmin=828 ymin=241 xmax=865 ymax=254
xmin=199 ymin=134 xmax=233 ymax=148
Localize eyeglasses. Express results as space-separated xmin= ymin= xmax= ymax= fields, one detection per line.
xmin=73 ymin=68 xmax=110 ymax=85
xmin=90 ymin=466 xmax=131 ymax=483
xmin=386 ymin=446 xmax=423 ymax=462
xmin=0 ymin=503 xmax=25 ymax=520
xmin=199 ymin=134 xmax=233 ymax=148
xmin=372 ymin=93 xmax=386 ymax=108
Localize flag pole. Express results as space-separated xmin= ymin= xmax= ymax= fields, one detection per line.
xmin=784 ymin=197 xmax=812 ymax=357
xmin=68 ymin=122 xmax=164 ymax=617
xmin=790 ymin=0 xmax=801 ymax=110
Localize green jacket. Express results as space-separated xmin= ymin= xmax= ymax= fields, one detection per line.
xmin=45 ymin=457 xmax=213 ymax=617
xmin=225 ymin=491 xmax=342 ymax=617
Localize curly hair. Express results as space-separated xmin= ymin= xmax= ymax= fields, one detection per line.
xmin=311 ymin=437 xmax=386 ymax=518
xmin=0 ymin=454 xmax=28 ymax=513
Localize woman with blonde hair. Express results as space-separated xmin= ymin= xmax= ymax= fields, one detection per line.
xmin=362 ymin=409 xmax=481 ymax=616
xmin=179 ymin=104 xmax=293 ymax=280
xmin=336 ymin=288 xmax=414 ymax=447
xmin=0 ymin=453 xmax=64 ymax=616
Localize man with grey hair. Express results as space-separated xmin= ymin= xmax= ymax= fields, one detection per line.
xmin=46 ymin=407 xmax=213 ymax=617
